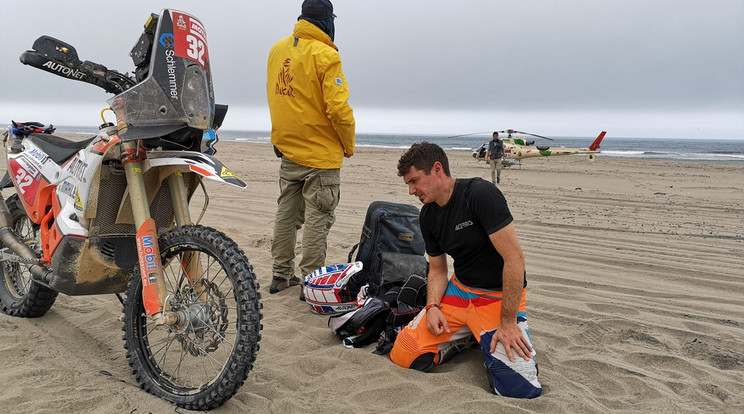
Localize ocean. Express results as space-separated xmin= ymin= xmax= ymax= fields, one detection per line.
xmin=221 ymin=130 xmax=744 ymax=163
xmin=55 ymin=126 xmax=744 ymax=163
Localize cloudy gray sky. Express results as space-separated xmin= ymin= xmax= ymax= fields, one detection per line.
xmin=1 ymin=0 xmax=742 ymax=138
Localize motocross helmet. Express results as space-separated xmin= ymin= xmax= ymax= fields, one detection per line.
xmin=302 ymin=262 xmax=363 ymax=315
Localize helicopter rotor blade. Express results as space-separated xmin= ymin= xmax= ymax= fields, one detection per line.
xmin=511 ymin=130 xmax=555 ymax=141
xmin=450 ymin=129 xmax=555 ymax=141
xmin=447 ymin=131 xmax=491 ymax=138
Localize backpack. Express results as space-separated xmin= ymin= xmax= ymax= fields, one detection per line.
xmin=345 ymin=201 xmax=426 ymax=295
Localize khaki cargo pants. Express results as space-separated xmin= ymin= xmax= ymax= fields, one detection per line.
xmin=271 ymin=157 xmax=340 ymax=280
xmin=490 ymin=158 xmax=502 ymax=183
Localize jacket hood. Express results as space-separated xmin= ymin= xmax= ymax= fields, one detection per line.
xmin=293 ymin=19 xmax=338 ymax=51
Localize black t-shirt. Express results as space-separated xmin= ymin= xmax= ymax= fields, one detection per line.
xmin=420 ymin=177 xmax=522 ymax=290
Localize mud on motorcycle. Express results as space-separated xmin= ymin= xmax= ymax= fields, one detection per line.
xmin=0 ymin=9 xmax=262 ymax=411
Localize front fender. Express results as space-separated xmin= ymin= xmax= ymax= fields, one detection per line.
xmin=143 ymin=150 xmax=247 ymax=189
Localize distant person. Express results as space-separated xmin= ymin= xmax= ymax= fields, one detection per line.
xmin=266 ymin=0 xmax=355 ymax=295
xmin=391 ymin=142 xmax=541 ymax=398
xmin=486 ymin=131 xmax=504 ymax=184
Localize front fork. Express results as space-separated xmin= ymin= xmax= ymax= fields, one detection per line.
xmin=121 ymin=141 xmax=201 ymax=325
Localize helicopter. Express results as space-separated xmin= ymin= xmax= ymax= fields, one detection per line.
xmin=466 ymin=129 xmax=607 ymax=167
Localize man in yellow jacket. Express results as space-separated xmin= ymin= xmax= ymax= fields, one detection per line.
xmin=267 ymin=0 xmax=355 ymax=295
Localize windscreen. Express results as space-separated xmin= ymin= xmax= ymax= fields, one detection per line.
xmin=108 ymin=9 xmax=215 ymax=139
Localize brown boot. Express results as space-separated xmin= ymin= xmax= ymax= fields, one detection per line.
xmin=269 ymin=276 xmax=301 ymax=294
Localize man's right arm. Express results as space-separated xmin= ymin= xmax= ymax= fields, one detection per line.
xmin=425 ymin=254 xmax=450 ymax=335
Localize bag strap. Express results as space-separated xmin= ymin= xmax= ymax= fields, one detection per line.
xmin=347 ymin=242 xmax=359 ymax=262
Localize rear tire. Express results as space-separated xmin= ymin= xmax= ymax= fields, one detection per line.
xmin=122 ymin=225 xmax=262 ymax=410
xmin=0 ymin=194 xmax=57 ymax=317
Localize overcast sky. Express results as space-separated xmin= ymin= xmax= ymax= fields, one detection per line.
xmin=1 ymin=0 xmax=742 ymax=138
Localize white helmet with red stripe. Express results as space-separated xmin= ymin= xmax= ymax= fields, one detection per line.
xmin=302 ymin=262 xmax=363 ymax=315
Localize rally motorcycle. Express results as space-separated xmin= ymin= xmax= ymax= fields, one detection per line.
xmin=0 ymin=10 xmax=261 ymax=410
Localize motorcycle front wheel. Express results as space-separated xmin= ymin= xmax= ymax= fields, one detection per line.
xmin=122 ymin=225 xmax=262 ymax=410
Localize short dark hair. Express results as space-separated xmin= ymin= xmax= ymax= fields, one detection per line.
xmin=397 ymin=142 xmax=451 ymax=177
xmin=493 ymin=131 xmax=499 ymax=138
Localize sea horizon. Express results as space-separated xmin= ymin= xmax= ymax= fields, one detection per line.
xmin=43 ymin=125 xmax=744 ymax=164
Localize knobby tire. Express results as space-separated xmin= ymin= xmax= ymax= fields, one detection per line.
xmin=121 ymin=225 xmax=262 ymax=410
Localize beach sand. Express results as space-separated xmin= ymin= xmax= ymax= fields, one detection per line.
xmin=1 ymin=141 xmax=743 ymax=413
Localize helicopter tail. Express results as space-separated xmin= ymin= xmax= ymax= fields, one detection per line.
xmin=588 ymin=131 xmax=606 ymax=151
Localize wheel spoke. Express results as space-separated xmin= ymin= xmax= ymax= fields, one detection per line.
xmin=156 ymin=333 xmax=177 ymax=371
xmin=156 ymin=246 xmax=233 ymax=386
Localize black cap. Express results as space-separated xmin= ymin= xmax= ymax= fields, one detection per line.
xmin=300 ymin=0 xmax=334 ymax=20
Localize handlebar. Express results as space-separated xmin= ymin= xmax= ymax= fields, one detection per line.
xmin=18 ymin=12 xmax=221 ymax=142
xmin=19 ymin=36 xmax=135 ymax=95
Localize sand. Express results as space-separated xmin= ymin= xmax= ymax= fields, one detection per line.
xmin=1 ymin=141 xmax=742 ymax=413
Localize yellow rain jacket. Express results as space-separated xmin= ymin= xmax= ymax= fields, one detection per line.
xmin=267 ymin=20 xmax=355 ymax=169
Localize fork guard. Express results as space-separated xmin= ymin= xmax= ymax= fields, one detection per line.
xmin=144 ymin=150 xmax=247 ymax=189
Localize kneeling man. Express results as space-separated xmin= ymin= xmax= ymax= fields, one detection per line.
xmin=391 ymin=142 xmax=541 ymax=398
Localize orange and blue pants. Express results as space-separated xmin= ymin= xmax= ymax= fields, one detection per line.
xmin=390 ymin=276 xmax=542 ymax=398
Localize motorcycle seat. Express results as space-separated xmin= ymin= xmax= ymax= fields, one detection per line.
xmin=25 ymin=133 xmax=97 ymax=164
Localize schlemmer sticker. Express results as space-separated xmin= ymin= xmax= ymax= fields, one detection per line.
xmin=172 ymin=12 xmax=209 ymax=69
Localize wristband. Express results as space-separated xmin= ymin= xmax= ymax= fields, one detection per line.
xmin=423 ymin=303 xmax=442 ymax=311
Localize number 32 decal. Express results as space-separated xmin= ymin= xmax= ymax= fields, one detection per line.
xmin=186 ymin=35 xmax=205 ymax=66
xmin=9 ymin=159 xmax=41 ymax=206
xmin=15 ymin=168 xmax=34 ymax=194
